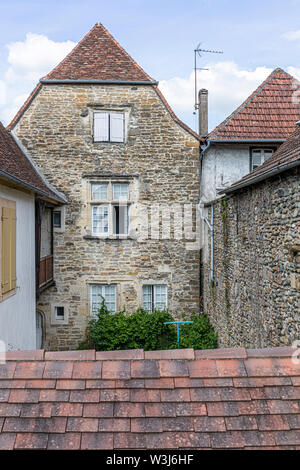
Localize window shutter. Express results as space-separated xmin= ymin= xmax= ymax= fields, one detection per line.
xmin=94 ymin=113 xmax=109 ymax=142
xmin=110 ymin=113 xmax=125 ymax=142
xmin=2 ymin=207 xmax=16 ymax=294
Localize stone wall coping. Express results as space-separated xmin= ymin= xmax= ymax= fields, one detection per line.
xmin=4 ymin=346 xmax=298 ymax=361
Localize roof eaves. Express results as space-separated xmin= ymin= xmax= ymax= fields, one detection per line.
xmin=40 ymin=79 xmax=159 ymax=85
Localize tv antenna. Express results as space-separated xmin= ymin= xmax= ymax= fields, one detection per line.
xmin=194 ymin=43 xmax=223 ymax=112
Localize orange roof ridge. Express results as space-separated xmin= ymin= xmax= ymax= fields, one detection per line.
xmin=208 ymin=68 xmax=299 ymax=141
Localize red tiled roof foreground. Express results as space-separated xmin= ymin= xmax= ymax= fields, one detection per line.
xmin=224 ymin=123 xmax=300 ymax=192
xmin=208 ymin=68 xmax=300 ymax=141
xmin=0 ymin=122 xmax=65 ymax=203
xmin=0 ymin=347 xmax=300 ymax=450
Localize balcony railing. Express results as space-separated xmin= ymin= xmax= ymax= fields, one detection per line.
xmin=39 ymin=255 xmax=53 ymax=288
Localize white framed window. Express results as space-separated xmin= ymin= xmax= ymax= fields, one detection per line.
xmin=250 ymin=148 xmax=275 ymax=171
xmin=91 ymin=181 xmax=130 ymax=237
xmin=90 ymin=284 xmax=117 ymax=315
xmin=142 ymin=285 xmax=168 ymax=312
xmin=94 ymin=112 xmax=125 ymax=143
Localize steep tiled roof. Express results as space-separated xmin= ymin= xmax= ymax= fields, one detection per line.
xmin=44 ymin=23 xmax=155 ymax=82
xmin=0 ymin=347 xmax=299 ymax=450
xmin=7 ymin=24 xmax=201 ymax=142
xmin=0 ymin=121 xmax=66 ymax=202
xmin=224 ymin=123 xmax=300 ymax=192
xmin=208 ymin=68 xmax=300 ymax=141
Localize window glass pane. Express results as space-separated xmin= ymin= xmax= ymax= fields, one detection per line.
xmin=92 ymin=205 xmax=109 ymax=235
xmin=142 ymin=285 xmax=153 ymax=312
xmin=262 ymin=149 xmax=274 ymax=162
xmin=154 ymin=285 xmax=167 ymax=311
xmin=91 ymin=284 xmax=116 ymax=315
xmin=92 ymin=184 xmax=108 ymax=200
xmin=104 ymin=285 xmax=117 ymax=313
xmin=53 ymin=211 xmax=61 ymax=228
xmin=113 ymin=184 xmax=129 ymax=200
xmin=251 ymin=150 xmax=262 ymax=170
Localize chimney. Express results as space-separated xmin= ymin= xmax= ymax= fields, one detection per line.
xmin=198 ymin=89 xmax=208 ymax=137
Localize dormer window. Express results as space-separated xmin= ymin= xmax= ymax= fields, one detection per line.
xmin=93 ymin=112 xmax=125 ymax=143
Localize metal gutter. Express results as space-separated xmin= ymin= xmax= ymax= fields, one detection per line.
xmin=40 ymin=79 xmax=159 ymax=85
xmin=208 ymin=138 xmax=286 ymax=144
xmin=220 ymin=158 xmax=300 ymax=195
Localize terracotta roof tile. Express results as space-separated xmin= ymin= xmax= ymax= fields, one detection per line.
xmin=45 ymin=23 xmax=155 ymax=83
xmin=0 ymin=346 xmax=299 ymax=449
xmin=209 ymin=68 xmax=299 ymax=140
xmin=0 ymin=121 xmax=66 ymax=202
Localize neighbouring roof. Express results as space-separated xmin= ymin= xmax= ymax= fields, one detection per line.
xmin=7 ymin=23 xmax=201 ymax=141
xmin=0 ymin=122 xmax=66 ymax=203
xmin=0 ymin=346 xmax=299 ymax=450
xmin=223 ymin=123 xmax=300 ymax=193
xmin=208 ymin=68 xmax=300 ymax=141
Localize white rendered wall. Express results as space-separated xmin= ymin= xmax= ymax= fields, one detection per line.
xmin=0 ymin=184 xmax=36 ymax=351
xmin=201 ymin=144 xmax=251 ymax=203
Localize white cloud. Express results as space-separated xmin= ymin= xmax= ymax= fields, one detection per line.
xmin=0 ymin=33 xmax=76 ymax=124
xmin=5 ymin=33 xmax=76 ymax=82
xmin=159 ymin=62 xmax=274 ymax=129
xmin=0 ymin=81 xmax=6 ymax=106
xmin=282 ymin=30 xmax=300 ymax=41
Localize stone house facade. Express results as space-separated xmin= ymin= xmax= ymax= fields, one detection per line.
xmin=8 ymin=24 xmax=201 ymax=350
xmin=203 ymin=124 xmax=300 ymax=348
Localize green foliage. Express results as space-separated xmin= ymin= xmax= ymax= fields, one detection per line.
xmin=78 ymin=299 xmax=218 ymax=351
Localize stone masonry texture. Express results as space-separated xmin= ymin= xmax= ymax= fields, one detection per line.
xmin=203 ymin=168 xmax=300 ymax=348
xmin=12 ymin=83 xmax=200 ymax=350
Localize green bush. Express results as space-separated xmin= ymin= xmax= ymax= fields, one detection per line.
xmin=78 ymin=299 xmax=218 ymax=351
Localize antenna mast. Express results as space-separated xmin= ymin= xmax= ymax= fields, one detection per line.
xmin=194 ymin=44 xmax=223 ymax=111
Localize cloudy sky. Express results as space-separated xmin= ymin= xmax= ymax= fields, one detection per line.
xmin=0 ymin=0 xmax=300 ymax=131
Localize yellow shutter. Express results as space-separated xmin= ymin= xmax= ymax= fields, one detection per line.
xmin=10 ymin=208 xmax=17 ymax=290
xmin=1 ymin=207 xmax=17 ymax=294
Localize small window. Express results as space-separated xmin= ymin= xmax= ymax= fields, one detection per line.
xmin=90 ymin=284 xmax=117 ymax=315
xmin=94 ymin=112 xmax=125 ymax=143
xmin=142 ymin=285 xmax=168 ymax=312
xmin=53 ymin=211 xmax=61 ymax=228
xmin=250 ymin=148 xmax=275 ymax=171
xmin=55 ymin=306 xmax=65 ymax=319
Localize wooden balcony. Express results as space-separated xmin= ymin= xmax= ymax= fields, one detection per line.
xmin=39 ymin=255 xmax=53 ymax=288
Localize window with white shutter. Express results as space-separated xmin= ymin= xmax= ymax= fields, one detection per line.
xmin=90 ymin=284 xmax=117 ymax=315
xmin=94 ymin=112 xmax=109 ymax=142
xmin=93 ymin=112 xmax=125 ymax=143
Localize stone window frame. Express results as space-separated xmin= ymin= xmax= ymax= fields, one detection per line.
xmin=50 ymin=303 xmax=69 ymax=325
xmin=88 ymin=177 xmax=136 ymax=239
xmin=141 ymin=282 xmax=169 ymax=312
xmin=88 ymin=282 xmax=119 ymax=316
xmin=88 ymin=105 xmax=131 ymax=145
xmin=53 ymin=205 xmax=66 ymax=233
